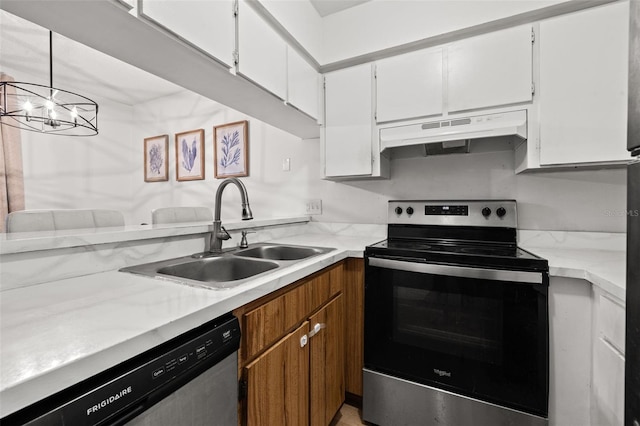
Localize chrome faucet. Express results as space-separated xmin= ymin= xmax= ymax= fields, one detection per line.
xmin=209 ymin=177 xmax=253 ymax=253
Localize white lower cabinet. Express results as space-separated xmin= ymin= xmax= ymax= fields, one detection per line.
xmin=549 ymin=277 xmax=625 ymax=426
xmin=592 ymin=289 xmax=625 ymax=426
xmin=549 ymin=277 xmax=592 ymax=426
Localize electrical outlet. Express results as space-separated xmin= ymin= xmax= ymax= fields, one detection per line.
xmin=306 ymin=199 xmax=322 ymax=215
xmin=282 ymin=158 xmax=290 ymax=171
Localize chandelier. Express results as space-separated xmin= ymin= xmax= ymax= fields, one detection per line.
xmin=0 ymin=31 xmax=98 ymax=136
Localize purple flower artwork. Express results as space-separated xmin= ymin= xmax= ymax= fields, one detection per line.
xmin=214 ymin=121 xmax=248 ymax=178
xmin=181 ymin=138 xmax=198 ymax=172
xmin=144 ymin=135 xmax=168 ymax=182
xmin=175 ymin=129 xmax=204 ymax=181
xmin=219 ymin=130 xmax=242 ymax=170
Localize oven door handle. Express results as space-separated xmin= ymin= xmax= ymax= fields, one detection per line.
xmin=368 ymin=257 xmax=544 ymax=284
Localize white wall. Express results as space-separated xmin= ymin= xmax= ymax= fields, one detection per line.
xmin=305 ymin=142 xmax=627 ymax=232
xmin=260 ymin=0 xmax=324 ymax=63
xmin=20 ymin=96 xmax=137 ymax=218
xmin=130 ymin=91 xmax=313 ymax=225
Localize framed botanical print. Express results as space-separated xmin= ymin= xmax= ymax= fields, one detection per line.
xmin=144 ymin=135 xmax=168 ymax=182
xmin=175 ymin=129 xmax=205 ymax=181
xmin=214 ymin=120 xmax=249 ymax=178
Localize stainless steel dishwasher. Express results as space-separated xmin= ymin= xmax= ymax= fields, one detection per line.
xmin=1 ymin=313 xmax=240 ymax=426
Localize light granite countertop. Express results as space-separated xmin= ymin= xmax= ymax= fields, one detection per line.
xmin=0 ymin=228 xmax=626 ymax=418
xmin=0 ymin=233 xmax=380 ymax=418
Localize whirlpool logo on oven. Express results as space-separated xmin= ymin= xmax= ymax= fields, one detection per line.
xmin=433 ymin=369 xmax=452 ymax=378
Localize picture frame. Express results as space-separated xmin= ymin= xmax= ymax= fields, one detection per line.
xmin=144 ymin=135 xmax=169 ymax=182
xmin=175 ymin=129 xmax=205 ymax=181
xmin=214 ymin=120 xmax=249 ymax=178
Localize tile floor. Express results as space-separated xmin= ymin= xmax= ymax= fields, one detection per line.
xmin=330 ymin=403 xmax=368 ymax=426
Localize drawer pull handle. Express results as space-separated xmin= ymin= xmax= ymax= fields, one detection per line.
xmin=300 ymin=334 xmax=308 ymax=347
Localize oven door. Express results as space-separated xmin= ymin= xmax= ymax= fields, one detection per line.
xmin=365 ymin=256 xmax=549 ymax=417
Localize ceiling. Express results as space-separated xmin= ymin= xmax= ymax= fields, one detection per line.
xmin=0 ymin=10 xmax=183 ymax=106
xmin=308 ymin=0 xmax=370 ymax=17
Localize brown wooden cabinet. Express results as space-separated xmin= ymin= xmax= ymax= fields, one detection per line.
xmin=343 ymin=258 xmax=364 ymax=398
xmin=310 ymin=295 xmax=344 ymax=426
xmin=245 ymin=322 xmax=310 ymax=426
xmin=235 ymin=262 xmax=346 ymax=426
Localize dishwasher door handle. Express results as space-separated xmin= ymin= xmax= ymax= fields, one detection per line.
xmin=368 ymin=257 xmax=543 ymax=284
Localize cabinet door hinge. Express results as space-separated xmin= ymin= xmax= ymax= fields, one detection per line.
xmin=233 ymin=0 xmax=238 ymax=17
xmin=531 ymin=82 xmax=536 ymax=96
xmin=238 ymin=378 xmax=248 ymax=400
xmin=233 ymin=50 xmax=239 ymax=66
xmin=531 ymin=27 xmax=535 ymax=43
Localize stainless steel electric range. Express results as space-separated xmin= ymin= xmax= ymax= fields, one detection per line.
xmin=363 ymin=200 xmax=549 ymax=426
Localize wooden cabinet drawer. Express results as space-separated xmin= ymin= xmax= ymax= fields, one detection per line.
xmin=242 ymin=263 xmax=343 ymax=361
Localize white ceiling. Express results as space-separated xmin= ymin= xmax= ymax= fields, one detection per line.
xmin=0 ymin=10 xmax=183 ymax=106
xmin=309 ymin=0 xmax=370 ymax=17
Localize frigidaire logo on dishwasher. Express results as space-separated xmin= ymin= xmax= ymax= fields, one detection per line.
xmin=86 ymin=386 xmax=132 ymax=416
xmin=433 ymin=369 xmax=451 ymax=378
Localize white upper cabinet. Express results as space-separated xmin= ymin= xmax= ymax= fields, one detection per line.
xmin=324 ymin=64 xmax=374 ymax=177
xmin=141 ymin=0 xmax=235 ymax=67
xmin=237 ymin=0 xmax=287 ymax=100
xmin=375 ymin=48 xmax=443 ymax=123
xmin=447 ymin=25 xmax=533 ymax=113
xmin=287 ymin=46 xmax=319 ymax=120
xmin=538 ymin=1 xmax=629 ymax=166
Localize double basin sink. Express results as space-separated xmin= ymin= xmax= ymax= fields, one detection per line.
xmin=120 ymin=244 xmax=335 ymax=290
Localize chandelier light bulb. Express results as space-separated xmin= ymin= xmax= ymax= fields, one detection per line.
xmin=45 ymin=99 xmax=55 ymax=110
xmin=70 ymin=107 xmax=78 ymax=118
xmin=49 ymin=109 xmax=57 ymax=120
xmin=23 ymin=100 xmax=33 ymax=112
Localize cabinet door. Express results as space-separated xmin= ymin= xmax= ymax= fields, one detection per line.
xmin=309 ymin=295 xmax=345 ymax=426
xmin=141 ymin=0 xmax=235 ymax=67
xmin=376 ymin=48 xmax=443 ymax=122
xmin=539 ymin=2 xmax=629 ymax=165
xmin=448 ymin=25 xmax=533 ymax=112
xmin=245 ymin=322 xmax=309 ymax=426
xmin=288 ymin=46 xmax=319 ymax=120
xmin=324 ymin=64 xmax=373 ymax=177
xmin=237 ymin=0 xmax=287 ymax=99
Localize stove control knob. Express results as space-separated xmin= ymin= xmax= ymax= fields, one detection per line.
xmin=395 ymin=207 xmax=403 ymax=215
xmin=496 ymin=207 xmax=507 ymax=218
xmin=406 ymin=207 xmax=414 ymax=215
xmin=482 ymin=207 xmax=492 ymax=217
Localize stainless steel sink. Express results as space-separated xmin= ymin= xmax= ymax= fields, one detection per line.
xmin=233 ymin=244 xmax=330 ymax=260
xmin=119 ymin=243 xmax=335 ymax=290
xmin=158 ymin=257 xmax=279 ymax=284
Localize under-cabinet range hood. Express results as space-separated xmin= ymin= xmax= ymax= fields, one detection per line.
xmin=379 ymin=110 xmax=527 ymax=155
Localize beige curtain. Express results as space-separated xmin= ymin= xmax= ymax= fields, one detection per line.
xmin=0 ymin=73 xmax=25 ymax=232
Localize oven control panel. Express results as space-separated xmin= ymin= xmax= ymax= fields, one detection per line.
xmin=389 ymin=200 xmax=517 ymax=228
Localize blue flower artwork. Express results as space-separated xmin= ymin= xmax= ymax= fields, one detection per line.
xmin=219 ymin=130 xmax=242 ymax=170
xmin=215 ymin=121 xmax=248 ymax=178
xmin=176 ymin=129 xmax=204 ymax=181
xmin=181 ymin=137 xmax=198 ymax=172
xmin=149 ymin=143 xmax=163 ymax=175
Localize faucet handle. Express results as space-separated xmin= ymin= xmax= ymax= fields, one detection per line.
xmin=218 ymin=226 xmax=231 ymax=241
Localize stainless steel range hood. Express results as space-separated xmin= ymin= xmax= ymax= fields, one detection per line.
xmin=379 ymin=110 xmax=527 ymax=155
